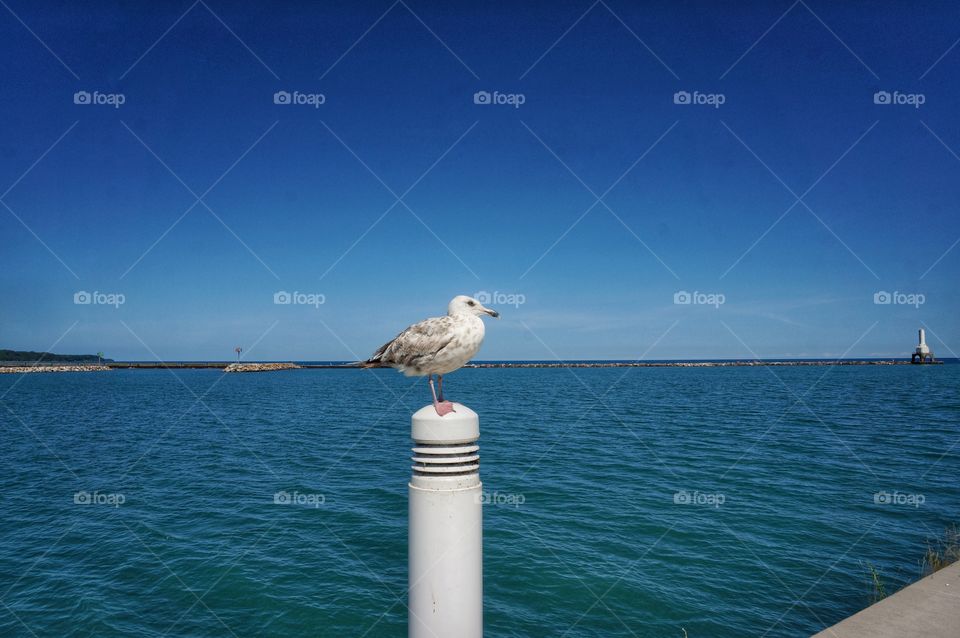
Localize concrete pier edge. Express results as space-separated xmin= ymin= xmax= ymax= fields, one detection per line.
xmin=812 ymin=561 xmax=960 ymax=637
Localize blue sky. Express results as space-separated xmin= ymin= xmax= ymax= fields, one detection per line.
xmin=1 ymin=1 xmax=958 ymax=360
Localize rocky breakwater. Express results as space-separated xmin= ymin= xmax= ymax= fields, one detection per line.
xmin=0 ymin=365 xmax=111 ymax=374
xmin=223 ymin=362 xmax=301 ymax=373
xmin=465 ymin=360 xmax=909 ymax=368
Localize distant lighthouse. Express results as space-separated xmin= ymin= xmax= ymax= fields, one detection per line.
xmin=911 ymin=328 xmax=935 ymax=364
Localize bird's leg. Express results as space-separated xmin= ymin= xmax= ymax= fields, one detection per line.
xmin=437 ymin=375 xmax=455 ymax=412
xmin=428 ymin=375 xmax=455 ymax=417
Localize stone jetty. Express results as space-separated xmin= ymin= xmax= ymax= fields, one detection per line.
xmin=223 ymin=362 xmax=301 ymax=373
xmin=0 ymin=365 xmax=111 ymax=374
xmin=463 ymin=360 xmax=932 ymax=368
xmin=14 ymin=360 xmax=943 ymax=371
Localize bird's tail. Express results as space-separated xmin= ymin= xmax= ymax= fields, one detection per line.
xmin=356 ymin=341 xmax=391 ymax=368
xmin=334 ymin=358 xmax=381 ymax=368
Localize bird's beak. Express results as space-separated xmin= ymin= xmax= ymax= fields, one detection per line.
xmin=483 ymin=306 xmax=500 ymax=319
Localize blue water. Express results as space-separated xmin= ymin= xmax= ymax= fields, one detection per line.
xmin=0 ymin=366 xmax=957 ymax=637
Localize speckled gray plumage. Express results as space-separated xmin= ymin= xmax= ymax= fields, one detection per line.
xmin=362 ymin=314 xmax=486 ymax=376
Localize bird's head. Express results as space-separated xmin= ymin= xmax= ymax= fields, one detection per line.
xmin=448 ymin=295 xmax=500 ymax=319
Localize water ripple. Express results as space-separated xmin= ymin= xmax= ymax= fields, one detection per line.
xmin=0 ymin=366 xmax=957 ymax=636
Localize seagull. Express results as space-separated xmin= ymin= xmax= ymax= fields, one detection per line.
xmin=362 ymin=295 xmax=500 ymax=416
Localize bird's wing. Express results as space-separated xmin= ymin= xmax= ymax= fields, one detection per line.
xmin=364 ymin=316 xmax=455 ymax=368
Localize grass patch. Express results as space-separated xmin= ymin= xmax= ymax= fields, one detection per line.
xmin=861 ymin=524 xmax=960 ymax=604
xmin=861 ymin=561 xmax=887 ymax=603
xmin=921 ymin=524 xmax=960 ymax=576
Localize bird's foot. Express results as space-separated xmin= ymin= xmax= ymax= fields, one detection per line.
xmin=433 ymin=401 xmax=456 ymax=416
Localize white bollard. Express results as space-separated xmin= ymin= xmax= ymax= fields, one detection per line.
xmin=408 ymin=403 xmax=483 ymax=638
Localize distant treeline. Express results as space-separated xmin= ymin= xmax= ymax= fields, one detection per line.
xmin=0 ymin=350 xmax=112 ymax=363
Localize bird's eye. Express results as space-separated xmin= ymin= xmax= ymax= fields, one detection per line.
xmin=467 ymin=300 xmax=475 ymax=306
